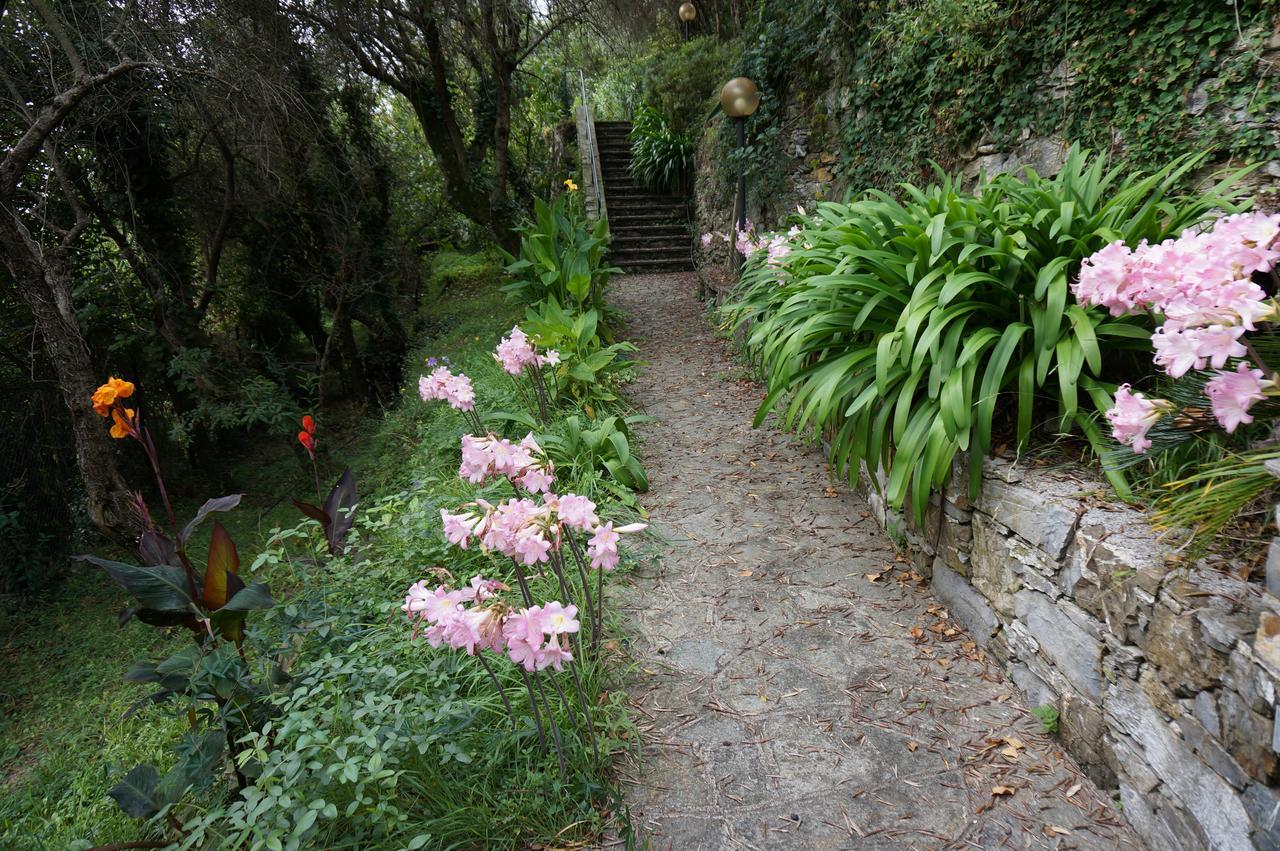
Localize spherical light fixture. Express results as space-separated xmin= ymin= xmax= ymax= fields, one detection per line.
xmin=678 ymin=2 xmax=697 ymax=22
xmin=720 ymin=77 xmax=760 ymax=118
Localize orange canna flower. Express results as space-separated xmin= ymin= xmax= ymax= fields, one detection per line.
xmin=109 ymin=407 xmax=136 ymax=439
xmin=92 ymin=376 xmax=136 ymax=417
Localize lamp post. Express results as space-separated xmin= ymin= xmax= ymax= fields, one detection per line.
xmin=720 ymin=76 xmax=760 ymax=271
xmin=678 ymin=3 xmax=697 ymax=41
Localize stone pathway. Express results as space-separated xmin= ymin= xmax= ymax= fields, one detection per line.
xmin=611 ymin=272 xmax=1141 ymax=850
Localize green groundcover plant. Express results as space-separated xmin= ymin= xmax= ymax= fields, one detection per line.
xmin=724 ymin=147 xmax=1252 ymax=522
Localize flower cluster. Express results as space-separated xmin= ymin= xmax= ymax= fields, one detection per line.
xmin=440 ymin=490 xmax=642 ymax=569
xmin=458 ymin=432 xmax=555 ymax=493
xmin=1074 ymin=213 xmax=1280 ymax=377
xmin=703 ymin=217 xmax=807 ymax=271
xmin=402 ymin=578 xmax=577 ymax=672
xmin=419 ymin=365 xmax=476 ymax=412
xmin=92 ymin=376 xmax=138 ymax=439
xmin=1105 ymin=386 xmax=1175 ymax=454
xmin=494 ymin=326 xmax=559 ymax=376
xmin=297 ymin=414 xmax=317 ymax=458
xmin=1075 ymin=213 xmax=1280 ymax=451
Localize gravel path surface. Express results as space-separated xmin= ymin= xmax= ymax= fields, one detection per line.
xmin=611 ymin=271 xmax=1141 ymax=850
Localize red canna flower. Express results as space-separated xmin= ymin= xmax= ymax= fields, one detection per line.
xmin=298 ymin=414 xmax=317 ymax=459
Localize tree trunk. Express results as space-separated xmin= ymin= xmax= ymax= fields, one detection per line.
xmin=0 ymin=218 xmax=132 ymax=540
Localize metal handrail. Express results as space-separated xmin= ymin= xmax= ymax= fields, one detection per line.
xmin=577 ymin=70 xmax=606 ymax=221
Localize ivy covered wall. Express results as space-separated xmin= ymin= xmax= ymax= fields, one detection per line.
xmin=696 ymin=0 xmax=1280 ymax=241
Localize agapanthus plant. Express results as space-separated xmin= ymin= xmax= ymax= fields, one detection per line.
xmin=1075 ymin=211 xmax=1280 ymax=452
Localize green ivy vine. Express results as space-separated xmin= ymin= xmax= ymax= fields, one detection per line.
xmin=713 ymin=0 xmax=1278 ymax=201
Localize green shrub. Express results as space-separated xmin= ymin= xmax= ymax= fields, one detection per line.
xmin=520 ymin=297 xmax=638 ymax=411
xmin=629 ymin=107 xmax=696 ymax=194
xmin=726 ymin=148 xmax=1249 ymax=521
xmin=503 ymin=194 xmax=616 ymax=315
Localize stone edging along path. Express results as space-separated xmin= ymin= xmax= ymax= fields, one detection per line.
xmin=611 ymin=272 xmax=1141 ymax=850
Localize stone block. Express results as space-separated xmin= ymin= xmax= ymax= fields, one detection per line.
xmin=1105 ymin=678 xmax=1254 ymax=850
xmin=1198 ymin=607 xmax=1256 ymax=654
xmin=1267 ymin=537 xmax=1280 ymax=597
xmin=1008 ymin=661 xmax=1054 ymax=709
xmin=981 ymin=456 xmax=1023 ymax=484
xmin=1242 ymin=783 xmax=1280 ymax=848
xmin=1059 ymin=691 xmax=1115 ymax=787
xmin=1016 ymin=590 xmax=1103 ymax=699
xmin=1103 ymin=639 xmax=1143 ymax=682
xmin=1173 ymin=712 xmax=1251 ymax=790
xmin=1144 ymin=599 xmax=1228 ymax=695
xmin=1118 ymin=784 xmax=1183 ymax=851
xmin=969 ymin=514 xmax=1022 ymax=617
xmin=931 ymin=558 xmax=1000 ymax=643
xmin=1256 ymin=612 xmax=1280 ymax=681
xmin=1106 ymin=731 xmax=1159 ymax=793
xmin=980 ymin=475 xmax=1081 ymax=561
xmin=1195 ymin=689 xmax=1223 ymax=739
xmin=1067 ymin=510 xmax=1167 ymax=641
xmin=1220 ymin=688 xmax=1280 ymax=784
xmin=1229 ymin=645 xmax=1277 ymax=714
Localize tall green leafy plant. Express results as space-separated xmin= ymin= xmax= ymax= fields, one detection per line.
xmin=520 ymin=296 xmax=638 ymax=411
xmin=629 ymin=106 xmax=695 ymax=194
xmin=725 ymin=148 xmax=1249 ymax=521
xmin=503 ymin=190 xmax=617 ymax=315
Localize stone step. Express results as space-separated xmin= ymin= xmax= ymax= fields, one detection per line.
xmin=607 ymin=203 xmax=687 ymax=215
xmin=615 ymin=257 xmax=694 ymax=272
xmin=612 ymin=234 xmax=689 ymax=245
xmin=606 ymin=191 xmax=685 ymax=203
xmin=611 ymin=244 xmax=690 ymax=260
xmin=611 ymin=223 xmax=687 ymax=236
xmin=610 ymin=214 xmax=688 ymax=227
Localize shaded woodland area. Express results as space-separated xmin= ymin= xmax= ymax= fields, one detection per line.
xmin=0 ymin=0 xmax=744 ymax=590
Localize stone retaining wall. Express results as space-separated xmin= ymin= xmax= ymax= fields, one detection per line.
xmin=855 ymin=456 xmax=1280 ymax=850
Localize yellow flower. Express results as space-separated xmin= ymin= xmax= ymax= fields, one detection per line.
xmin=92 ymin=376 xmax=135 ymax=417
xmin=564 ymin=178 xmax=579 ymax=192
xmin=109 ymin=407 xmax=136 ymax=439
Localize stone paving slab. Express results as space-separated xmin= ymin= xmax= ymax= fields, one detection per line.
xmin=611 ymin=272 xmax=1142 ymax=851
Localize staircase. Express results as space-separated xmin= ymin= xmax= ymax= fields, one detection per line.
xmin=593 ymin=121 xmax=693 ymax=273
